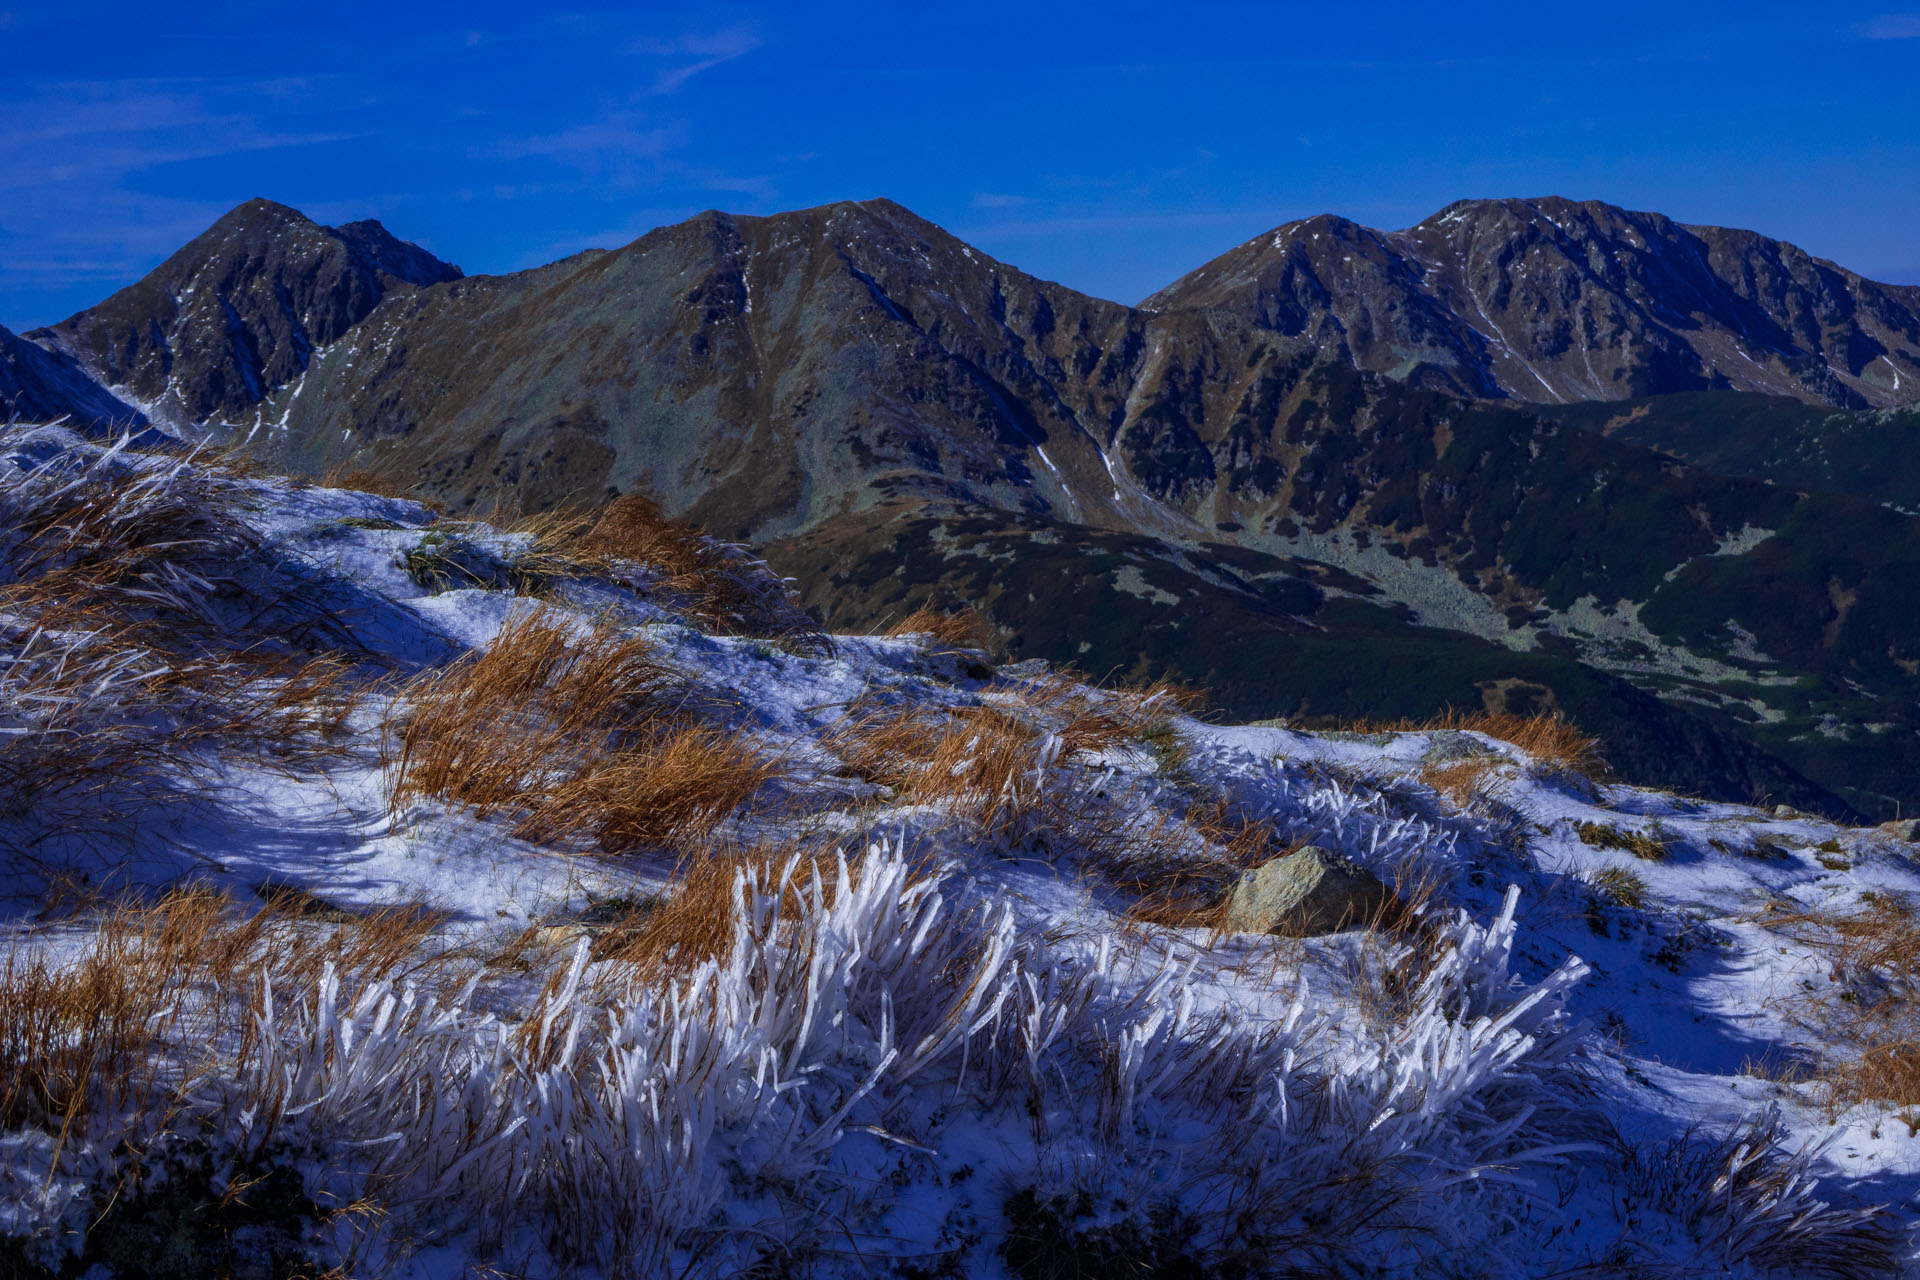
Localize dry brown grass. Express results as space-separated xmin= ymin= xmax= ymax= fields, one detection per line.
xmin=1356 ymin=709 xmax=1606 ymax=778
xmin=494 ymin=506 xmax=604 ymax=593
xmin=827 ymin=694 xmax=1113 ymax=850
xmin=575 ymin=494 xmax=825 ymax=646
xmin=1121 ymin=799 xmax=1278 ymax=931
xmin=1000 ymin=671 xmax=1143 ymax=758
xmin=0 ymin=925 xmax=180 ymax=1131
xmin=1417 ymin=757 xmax=1507 ymax=808
xmin=0 ymin=888 xmax=448 ymax=1135
xmin=826 ymin=698 xmax=950 ymax=790
xmin=389 ymin=604 xmax=774 ymax=855
xmin=0 ymin=621 xmax=365 ymax=856
xmin=0 ymin=446 xmax=380 ymax=853
xmin=587 ymin=850 xmax=761 ymax=977
xmin=389 ymin=605 xmax=671 ymax=818
xmin=1754 ymin=894 xmax=1920 ymax=1110
xmin=585 ymin=837 xmax=920 ymax=979
xmin=521 ymin=727 xmax=779 ymax=853
xmin=885 ymin=605 xmax=993 ymax=652
xmin=316 ymin=457 xmax=444 ymax=510
xmin=1574 ymin=820 xmax=1671 ymax=861
xmin=914 ymin=706 xmax=1056 ymax=845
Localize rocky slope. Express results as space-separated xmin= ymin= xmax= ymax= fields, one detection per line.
xmin=26 ymin=199 xmax=461 ymax=426
xmin=11 ymin=196 xmax=1920 ymax=818
xmin=1149 ymin=197 xmax=1920 ymax=410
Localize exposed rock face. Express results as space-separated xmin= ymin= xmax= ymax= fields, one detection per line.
xmin=0 ymin=325 xmax=143 ymax=430
xmin=1221 ymin=845 xmax=1400 ymax=936
xmin=236 ymin=198 xmax=1156 ymax=537
xmin=1147 ymin=197 xmax=1920 ymax=410
xmin=29 ymin=199 xmax=461 ymax=426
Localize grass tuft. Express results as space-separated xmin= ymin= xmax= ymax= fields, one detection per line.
xmin=886 ymin=604 xmax=994 ymax=653
xmin=578 ymin=494 xmax=828 ymax=648
xmin=1586 ymin=865 xmax=1649 ymax=910
xmin=389 ymin=604 xmax=774 ymax=854
xmin=1575 ymin=820 xmax=1670 ymax=861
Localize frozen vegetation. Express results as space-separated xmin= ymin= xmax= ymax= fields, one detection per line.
xmin=0 ymin=424 xmax=1916 ymax=1277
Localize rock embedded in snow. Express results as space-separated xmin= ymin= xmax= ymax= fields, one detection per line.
xmin=1877 ymin=817 xmax=1920 ymax=842
xmin=1221 ymin=845 xmax=1400 ymax=936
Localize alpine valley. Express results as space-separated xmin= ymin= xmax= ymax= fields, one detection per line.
xmin=12 ymin=194 xmax=1920 ymax=820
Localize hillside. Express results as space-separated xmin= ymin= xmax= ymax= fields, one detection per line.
xmin=2 ymin=425 xmax=1916 ymax=1278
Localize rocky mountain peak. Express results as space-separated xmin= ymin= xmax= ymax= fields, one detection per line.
xmin=29 ymin=199 xmax=462 ymax=425
xmin=1152 ymin=196 xmax=1920 ymax=409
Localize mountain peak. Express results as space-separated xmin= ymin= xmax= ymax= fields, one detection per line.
xmin=1153 ymin=199 xmax=1920 ymax=409
xmin=215 ymin=196 xmax=318 ymax=230
xmin=33 ymin=202 xmax=462 ymax=423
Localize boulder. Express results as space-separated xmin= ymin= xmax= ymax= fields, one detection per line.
xmin=1877 ymin=818 xmax=1920 ymax=842
xmin=1221 ymin=845 xmax=1401 ymax=936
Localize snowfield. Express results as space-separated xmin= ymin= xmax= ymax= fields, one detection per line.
xmin=1 ymin=424 xmax=1916 ymax=1278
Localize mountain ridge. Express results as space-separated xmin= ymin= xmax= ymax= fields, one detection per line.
xmin=10 ymin=194 xmax=1920 ymax=817
xmin=1148 ymin=195 xmax=1920 ymax=410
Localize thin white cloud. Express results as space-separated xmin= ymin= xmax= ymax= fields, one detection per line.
xmin=1856 ymin=13 xmax=1920 ymax=37
xmin=629 ymin=23 xmax=763 ymax=95
xmin=0 ymin=76 xmax=384 ymax=323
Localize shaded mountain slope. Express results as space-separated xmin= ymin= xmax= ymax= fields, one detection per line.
xmin=1148 ymin=197 xmax=1920 ymax=409
xmin=1544 ymin=390 xmax=1920 ymax=511
xmin=28 ymin=199 xmax=462 ymax=426
xmin=1 ymin=324 xmax=143 ymax=429
xmin=245 ymin=197 xmax=1170 ymax=537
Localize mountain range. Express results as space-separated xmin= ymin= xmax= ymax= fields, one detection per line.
xmin=11 ymin=194 xmax=1920 ymax=819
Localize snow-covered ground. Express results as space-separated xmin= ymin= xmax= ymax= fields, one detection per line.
xmin=1 ymin=424 xmax=1914 ymax=1277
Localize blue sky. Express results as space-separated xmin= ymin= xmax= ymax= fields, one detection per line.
xmin=3 ymin=1 xmax=1918 ymax=328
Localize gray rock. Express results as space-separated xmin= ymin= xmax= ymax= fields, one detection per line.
xmin=1422 ymin=730 xmax=1498 ymax=765
xmin=1221 ymin=845 xmax=1401 ymax=937
xmin=1773 ymin=804 xmax=1808 ymax=820
xmin=1877 ymin=818 xmax=1920 ymax=842
xmin=997 ymin=658 xmax=1051 ymax=679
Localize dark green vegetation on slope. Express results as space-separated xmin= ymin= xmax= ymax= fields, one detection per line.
xmin=12 ymin=195 xmax=1920 ymax=819
xmin=769 ymin=501 xmax=1845 ymax=815
xmin=1545 ymin=390 xmax=1920 ymax=511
